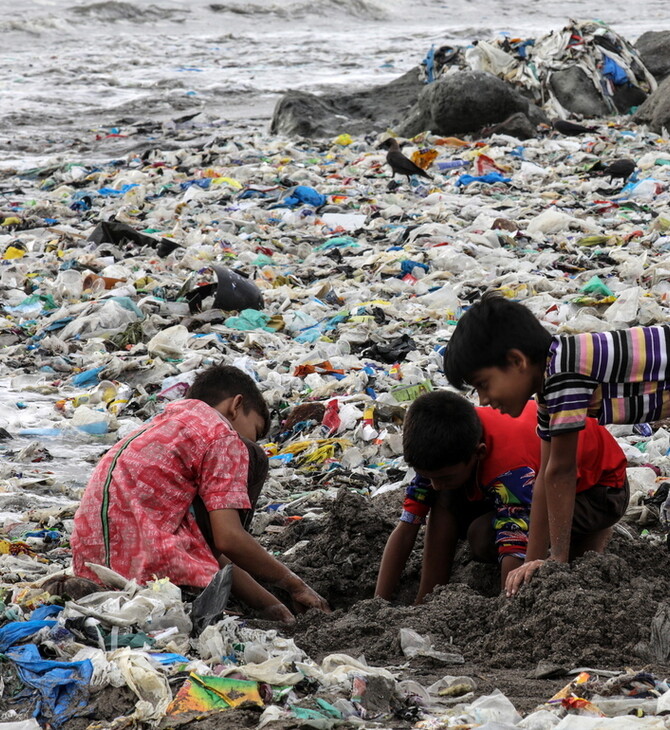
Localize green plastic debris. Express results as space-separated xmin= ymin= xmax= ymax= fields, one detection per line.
xmin=576 ymin=235 xmax=612 ymax=247
xmin=581 ymin=275 xmax=615 ymax=297
xmin=314 ymin=236 xmax=359 ymax=252
xmin=224 ymin=308 xmax=274 ymax=332
xmin=249 ymin=253 xmax=275 ymax=267
xmin=391 ymin=379 xmax=433 ymax=403
xmin=315 ymin=698 xmax=343 ymax=718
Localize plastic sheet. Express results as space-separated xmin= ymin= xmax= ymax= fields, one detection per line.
xmin=5 ymin=644 xmax=93 ymax=729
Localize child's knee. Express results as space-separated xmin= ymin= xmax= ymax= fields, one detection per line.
xmin=467 ymin=514 xmax=497 ymax=563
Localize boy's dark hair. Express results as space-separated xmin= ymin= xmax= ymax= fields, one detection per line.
xmin=443 ymin=292 xmax=552 ymax=390
xmin=403 ymin=391 xmax=482 ymax=471
xmin=186 ymin=365 xmax=270 ymax=437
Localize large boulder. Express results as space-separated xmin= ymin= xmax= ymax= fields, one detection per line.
xmin=270 ymin=67 xmax=423 ymax=137
xmin=633 ymin=76 xmax=670 ymax=133
xmin=635 ymin=31 xmax=670 ymax=82
xmin=550 ymin=65 xmax=647 ymax=116
xmin=396 ymin=70 xmax=547 ymax=138
xmin=549 ymin=66 xmax=610 ymax=117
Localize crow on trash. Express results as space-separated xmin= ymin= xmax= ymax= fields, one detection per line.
xmin=378 ymin=138 xmax=433 ymax=185
xmin=553 ymin=119 xmax=598 ymax=136
xmin=590 ymin=158 xmax=636 ymax=184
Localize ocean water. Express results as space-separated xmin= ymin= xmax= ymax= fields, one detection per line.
xmin=1 ymin=0 xmax=669 ymax=168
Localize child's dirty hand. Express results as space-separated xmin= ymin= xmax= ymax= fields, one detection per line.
xmin=289 ymin=584 xmax=332 ymax=614
xmin=505 ymin=559 xmax=545 ymax=597
xmin=261 ymin=602 xmax=296 ymax=624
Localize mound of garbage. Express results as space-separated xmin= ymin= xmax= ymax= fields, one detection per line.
xmin=272 ymin=19 xmax=666 ymax=138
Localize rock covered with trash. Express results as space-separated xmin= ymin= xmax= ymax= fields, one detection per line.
xmin=2 ymin=39 xmax=670 ymax=728
xmin=272 ymin=19 xmax=658 ymax=139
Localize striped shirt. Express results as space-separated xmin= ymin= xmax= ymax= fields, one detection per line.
xmin=537 ymin=326 xmax=670 ymax=440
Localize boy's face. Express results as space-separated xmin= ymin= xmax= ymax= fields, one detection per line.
xmin=215 ymin=395 xmax=267 ymax=442
xmin=231 ymin=409 xmax=266 ymax=442
xmin=469 ymin=351 xmax=538 ymax=417
xmin=416 ymin=453 xmax=478 ymax=491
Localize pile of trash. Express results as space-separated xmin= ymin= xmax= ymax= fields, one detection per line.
xmin=1 ymin=75 xmax=670 ymax=726
xmin=422 ymin=19 xmax=657 ymax=116
xmin=1 ymin=566 xmax=670 ymax=729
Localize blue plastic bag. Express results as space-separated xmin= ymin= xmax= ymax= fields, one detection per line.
xmin=0 ymin=621 xmax=57 ymax=653
xmin=31 ymin=605 xmax=64 ymax=621
xmin=280 ymin=185 xmax=327 ymax=208
xmin=602 ymin=55 xmax=629 ymax=86
xmin=455 ymin=172 xmax=511 ymax=187
xmin=70 ymin=366 xmax=105 ymax=387
xmin=5 ymin=644 xmax=93 ymax=729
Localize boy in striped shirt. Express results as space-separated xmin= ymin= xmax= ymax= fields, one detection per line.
xmin=443 ymin=293 xmax=665 ymax=596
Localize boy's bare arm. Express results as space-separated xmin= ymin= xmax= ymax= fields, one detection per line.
xmin=217 ymin=555 xmax=294 ymax=622
xmin=524 ymin=439 xmax=551 ymax=561
xmin=209 ymin=508 xmax=330 ymax=613
xmin=415 ymin=498 xmax=459 ymax=604
xmin=543 ymin=431 xmax=580 ymax=561
xmin=375 ymin=521 xmax=421 ymax=600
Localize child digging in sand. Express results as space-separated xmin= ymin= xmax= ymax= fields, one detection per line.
xmin=375 ymin=391 xmax=627 ymax=603
xmin=71 ymin=364 xmax=329 ymax=622
xmin=442 ymin=292 xmax=660 ymax=596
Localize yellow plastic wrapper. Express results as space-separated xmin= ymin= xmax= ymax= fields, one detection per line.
xmin=333 ymin=133 xmax=353 ymax=146
xmin=549 ymin=671 xmax=591 ymax=701
xmin=0 ymin=540 xmax=37 ymax=557
xmin=3 ymin=245 xmax=26 ymax=259
xmin=1 ymin=217 xmax=22 ymax=227
xmin=211 ymin=176 xmax=243 ymax=190
xmin=411 ymin=148 xmax=439 ymax=170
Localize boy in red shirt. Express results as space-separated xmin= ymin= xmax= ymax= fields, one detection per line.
xmin=72 ymin=365 xmax=328 ymax=622
xmin=375 ymin=391 xmax=628 ymax=603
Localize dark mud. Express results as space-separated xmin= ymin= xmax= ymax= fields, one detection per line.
xmin=274 ymin=488 xmax=414 ymax=607
xmin=281 ymin=489 xmax=670 ymax=673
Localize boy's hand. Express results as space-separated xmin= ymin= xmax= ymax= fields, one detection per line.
xmin=259 ymin=602 xmax=296 ymax=624
xmin=505 ymin=559 xmax=545 ymax=597
xmin=288 ymin=583 xmax=331 ymax=614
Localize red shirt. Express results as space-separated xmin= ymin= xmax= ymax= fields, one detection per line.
xmin=72 ymin=400 xmax=250 ymax=589
xmin=403 ymin=400 xmax=627 ymax=522
xmin=479 ymin=401 xmax=626 ymax=494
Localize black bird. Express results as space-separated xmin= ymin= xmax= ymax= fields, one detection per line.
xmin=553 ymin=119 xmax=598 ymax=136
xmin=591 ymin=158 xmax=636 ymax=184
xmin=379 ymin=138 xmax=433 ymax=184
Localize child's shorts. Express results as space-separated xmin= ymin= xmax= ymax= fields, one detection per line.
xmin=571 ymin=478 xmax=630 ymax=535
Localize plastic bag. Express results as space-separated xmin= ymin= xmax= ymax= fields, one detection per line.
xmin=399 ymin=628 xmax=465 ymax=664
xmin=147 ymin=324 xmax=191 ymax=360
xmin=109 ymin=647 xmax=172 ymax=721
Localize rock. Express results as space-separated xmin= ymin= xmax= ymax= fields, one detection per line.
xmin=635 ymin=31 xmax=670 ymax=81
xmin=550 ymin=65 xmax=647 ymax=116
xmin=550 ymin=66 xmax=611 ymax=117
xmin=270 ymin=67 xmax=423 ymax=138
xmin=481 ymin=111 xmax=538 ymax=140
xmin=633 ymin=76 xmax=670 ymax=133
xmin=397 ymin=71 xmax=547 ymax=138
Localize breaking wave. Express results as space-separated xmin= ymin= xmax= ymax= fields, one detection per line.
xmin=68 ymin=1 xmax=186 ymax=23
xmin=208 ymin=0 xmax=389 ymax=21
